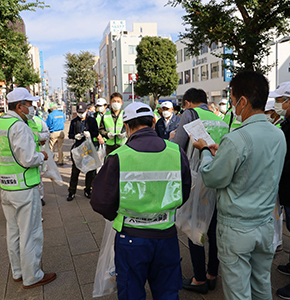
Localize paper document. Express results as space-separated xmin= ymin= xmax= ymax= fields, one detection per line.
xmin=183 ymin=118 xmax=215 ymax=146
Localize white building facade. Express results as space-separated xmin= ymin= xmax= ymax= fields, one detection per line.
xmin=176 ymin=39 xmax=231 ymax=104
xmin=176 ymin=38 xmax=290 ymax=104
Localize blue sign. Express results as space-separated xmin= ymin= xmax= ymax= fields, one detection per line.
xmin=223 ymin=47 xmax=233 ymax=82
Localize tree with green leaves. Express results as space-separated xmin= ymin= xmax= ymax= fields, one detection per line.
xmin=64 ymin=51 xmax=97 ymax=102
xmin=168 ymin=0 xmax=290 ymax=74
xmin=135 ymin=36 xmax=179 ymax=105
xmin=0 ymin=0 xmax=47 ymax=92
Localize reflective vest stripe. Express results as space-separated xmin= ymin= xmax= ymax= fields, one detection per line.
xmin=119 ymin=170 xmax=181 ymax=182
xmin=112 ymin=140 xmax=182 ymax=232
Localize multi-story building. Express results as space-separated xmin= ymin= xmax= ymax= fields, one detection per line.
xmin=176 ymin=39 xmax=231 ymax=104
xmin=28 ymin=45 xmax=42 ymax=98
xmin=176 ymin=38 xmax=290 ymax=104
xmin=98 ymin=21 xmax=158 ymax=105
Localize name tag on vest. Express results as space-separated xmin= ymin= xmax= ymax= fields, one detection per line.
xmin=124 ymin=212 xmax=170 ymax=226
xmin=0 ymin=175 xmax=18 ymax=186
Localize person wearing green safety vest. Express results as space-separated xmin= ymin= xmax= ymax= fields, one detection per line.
xmin=28 ymin=102 xmax=50 ymax=206
xmin=94 ymin=97 xmax=108 ymax=145
xmin=99 ymin=92 xmax=127 ymax=155
xmin=172 ymin=87 xmax=228 ymax=295
xmin=90 ymin=102 xmax=191 ymax=300
xmin=0 ymin=87 xmax=56 ymax=289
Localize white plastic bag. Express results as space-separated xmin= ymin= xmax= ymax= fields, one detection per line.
xmin=176 ymin=143 xmax=216 ymax=246
xmin=93 ymin=220 xmax=117 ymax=298
xmin=272 ymin=196 xmax=283 ymax=252
xmin=71 ymin=137 xmax=102 ymax=174
xmin=41 ymin=143 xmax=64 ymax=186
xmin=96 ymin=144 xmax=106 ymax=173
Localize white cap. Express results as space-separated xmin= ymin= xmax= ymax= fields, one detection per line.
xmin=123 ymin=102 xmax=154 ymax=122
xmin=96 ymin=98 xmax=107 ymax=106
xmin=219 ymin=99 xmax=228 ymax=105
xmin=265 ymin=99 xmax=275 ymax=112
xmin=269 ymin=82 xmax=290 ymax=98
xmin=7 ymin=87 xmax=40 ymax=103
xmin=161 ymin=101 xmax=173 ymax=109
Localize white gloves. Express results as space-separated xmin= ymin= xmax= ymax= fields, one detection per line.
xmin=117 ymin=132 xmax=127 ymax=139
xmin=107 ymin=132 xmax=115 ymax=139
xmin=75 ymin=133 xmax=82 ymax=140
xmin=84 ymin=131 xmax=90 ymax=138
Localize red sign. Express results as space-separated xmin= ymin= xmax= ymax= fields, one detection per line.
xmin=128 ymin=73 xmax=138 ymax=82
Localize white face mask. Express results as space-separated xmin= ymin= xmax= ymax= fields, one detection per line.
xmin=162 ymin=110 xmax=172 ymax=118
xmin=232 ymin=97 xmax=247 ymax=123
xmin=274 ymin=101 xmax=288 ymax=117
xmin=22 ymin=105 xmax=35 ymax=120
xmin=97 ymin=106 xmax=105 ymax=113
xmin=111 ymin=102 xmax=122 ymax=111
xmin=219 ymin=105 xmax=227 ymax=114
xmin=266 ymin=114 xmax=275 ymax=123
xmin=77 ymin=112 xmax=87 ymax=119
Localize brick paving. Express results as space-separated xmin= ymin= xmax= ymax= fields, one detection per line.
xmin=0 ymin=121 xmax=289 ymax=300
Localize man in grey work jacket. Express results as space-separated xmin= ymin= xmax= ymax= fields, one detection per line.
xmin=90 ymin=102 xmax=191 ymax=300
xmin=0 ymin=88 xmax=56 ymax=289
xmin=193 ymin=71 xmax=286 ymax=300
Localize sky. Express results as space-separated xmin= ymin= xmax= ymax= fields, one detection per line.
xmin=20 ymin=0 xmax=186 ymax=93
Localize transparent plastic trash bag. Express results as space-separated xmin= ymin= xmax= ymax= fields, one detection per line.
xmin=93 ymin=220 xmax=117 ymax=298
xmin=71 ymin=137 xmax=102 ymax=174
xmin=176 ymin=142 xmax=216 ymax=246
xmin=41 ymin=142 xmax=64 ymax=186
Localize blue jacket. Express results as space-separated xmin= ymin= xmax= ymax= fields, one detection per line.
xmin=155 ymin=113 xmax=180 ymax=140
xmin=46 ymin=110 xmax=65 ymax=133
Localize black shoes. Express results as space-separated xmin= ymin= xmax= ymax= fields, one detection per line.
xmin=277 ymin=283 xmax=290 ymax=299
xmin=84 ymin=190 xmax=91 ymax=199
xmin=41 ymin=199 xmax=45 ymax=206
xmin=278 ymin=263 xmax=290 ymax=276
xmin=67 ymin=193 xmax=75 ymax=201
xmin=207 ymin=277 xmax=217 ymax=291
xmin=182 ymin=277 xmax=208 ymax=294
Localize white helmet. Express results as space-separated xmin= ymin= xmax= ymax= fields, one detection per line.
xmin=123 ymin=102 xmax=154 ymax=122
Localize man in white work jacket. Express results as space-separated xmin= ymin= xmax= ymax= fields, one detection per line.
xmin=0 ymin=87 xmax=56 ymax=289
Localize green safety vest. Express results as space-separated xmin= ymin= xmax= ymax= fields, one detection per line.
xmin=193 ymin=107 xmax=229 ymax=143
xmin=103 ymin=110 xmax=126 ymax=146
xmin=27 ymin=117 xmax=42 ymax=152
xmin=0 ymin=117 xmax=41 ymax=191
xmin=112 ymin=140 xmax=183 ymax=232
xmin=95 ymin=112 xmax=106 ymax=142
xmin=222 ymin=109 xmax=241 ymax=132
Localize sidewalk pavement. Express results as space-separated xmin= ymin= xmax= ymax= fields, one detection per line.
xmin=0 ymin=121 xmax=290 ymax=300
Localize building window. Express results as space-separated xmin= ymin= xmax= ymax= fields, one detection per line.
xmin=114 ymin=48 xmax=116 ymax=57
xmin=129 ymin=45 xmax=137 ymax=54
xmin=185 ymin=70 xmax=191 ymax=83
xmin=112 ymin=50 xmax=114 ymax=59
xmin=114 ymin=85 xmax=118 ymax=92
xmin=192 ymin=68 xmax=199 ymax=82
xmin=123 ymin=64 xmax=136 ymax=74
xmin=210 ymin=42 xmax=217 ymax=51
xmin=211 ymin=62 xmax=219 ymax=79
xmin=178 ymin=72 xmax=183 ymax=85
xmin=184 ymin=47 xmax=190 ymax=61
xmin=140 ymin=27 xmax=143 ymax=33
xmin=200 ymin=43 xmax=208 ymax=55
xmin=201 ymin=65 xmax=209 ymax=81
xmin=177 ymin=49 xmax=183 ymax=63
xmin=113 ymin=67 xmax=117 ymax=76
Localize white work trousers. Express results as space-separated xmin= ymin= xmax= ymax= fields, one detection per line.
xmin=1 ymin=187 xmax=44 ymax=286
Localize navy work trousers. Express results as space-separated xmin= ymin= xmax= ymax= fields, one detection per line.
xmin=115 ymin=232 xmax=182 ymax=300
